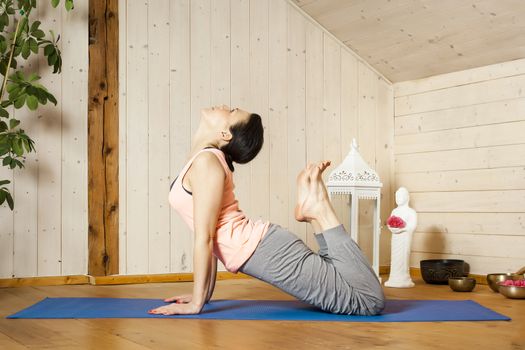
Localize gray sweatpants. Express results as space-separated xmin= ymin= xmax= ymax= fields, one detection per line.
xmin=238 ymin=223 xmax=386 ymax=316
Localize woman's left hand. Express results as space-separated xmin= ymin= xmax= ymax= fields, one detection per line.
xmin=148 ymin=302 xmax=202 ymax=315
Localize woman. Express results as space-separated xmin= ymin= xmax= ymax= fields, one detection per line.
xmin=148 ymin=104 xmax=385 ymax=316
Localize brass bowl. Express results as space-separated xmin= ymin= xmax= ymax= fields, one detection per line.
xmin=498 ymin=285 xmax=525 ymax=299
xmin=448 ymin=277 xmax=476 ymax=292
xmin=486 ymin=273 xmax=524 ymax=293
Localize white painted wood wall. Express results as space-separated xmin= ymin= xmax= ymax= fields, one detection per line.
xmin=119 ymin=0 xmax=395 ymax=275
xmin=8 ymin=0 xmax=521 ymax=280
xmin=0 ymin=2 xmax=89 ymax=278
xmin=394 ymin=58 xmax=525 ymax=275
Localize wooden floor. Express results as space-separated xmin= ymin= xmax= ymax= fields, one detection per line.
xmin=0 ymin=275 xmax=524 ymax=350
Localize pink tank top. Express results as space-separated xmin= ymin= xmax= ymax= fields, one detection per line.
xmin=168 ymin=148 xmax=270 ymax=273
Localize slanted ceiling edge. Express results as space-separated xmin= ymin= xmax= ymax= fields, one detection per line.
xmin=286 ymin=0 xmax=393 ymax=85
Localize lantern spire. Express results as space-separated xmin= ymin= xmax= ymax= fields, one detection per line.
xmin=326 ymin=138 xmax=382 ymax=192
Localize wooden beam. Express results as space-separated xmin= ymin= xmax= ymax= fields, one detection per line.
xmin=0 ymin=275 xmax=89 ymax=288
xmin=0 ymin=267 xmax=496 ymax=288
xmin=88 ymin=0 xmax=119 ymax=275
xmin=0 ymin=272 xmax=252 ymax=288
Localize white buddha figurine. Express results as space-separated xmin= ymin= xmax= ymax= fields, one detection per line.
xmin=384 ymin=187 xmax=417 ymax=288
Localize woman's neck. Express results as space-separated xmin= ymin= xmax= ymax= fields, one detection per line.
xmin=189 ymin=132 xmax=218 ymax=157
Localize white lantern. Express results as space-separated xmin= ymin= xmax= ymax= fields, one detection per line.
xmin=326 ymin=138 xmax=383 ymax=281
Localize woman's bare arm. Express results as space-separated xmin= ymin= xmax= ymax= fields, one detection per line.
xmin=206 ymin=256 xmax=218 ymax=303
xmin=188 ymin=152 xmax=225 ymax=311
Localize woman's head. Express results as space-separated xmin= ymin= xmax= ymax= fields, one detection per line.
xmin=200 ymin=105 xmax=264 ymax=171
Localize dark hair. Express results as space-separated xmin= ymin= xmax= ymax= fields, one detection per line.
xmin=220 ymin=113 xmax=264 ymax=172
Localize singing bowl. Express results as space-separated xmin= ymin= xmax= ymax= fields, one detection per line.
xmin=448 ymin=277 xmax=476 ymax=292
xmin=486 ymin=273 xmax=524 ymax=293
xmin=420 ymin=259 xmax=467 ymax=284
xmin=498 ymin=285 xmax=525 ymax=299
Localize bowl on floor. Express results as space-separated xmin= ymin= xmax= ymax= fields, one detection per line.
xmin=498 ymin=285 xmax=525 ymax=299
xmin=448 ymin=277 xmax=476 ymax=292
xmin=486 ymin=273 xmax=524 ymax=293
xmin=420 ymin=259 xmax=468 ymax=285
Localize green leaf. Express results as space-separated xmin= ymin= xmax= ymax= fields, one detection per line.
xmin=22 ymin=138 xmax=31 ymax=153
xmin=0 ymin=36 xmax=7 ymax=54
xmin=27 ymin=72 xmax=39 ymax=82
xmin=21 ymin=40 xmax=30 ymax=59
xmin=53 ymin=57 xmax=61 ymax=73
xmin=0 ymin=190 xmax=6 ymax=204
xmin=17 ymin=138 xmax=23 ymax=153
xmin=2 ymin=155 xmax=11 ymax=166
xmin=0 ymin=180 xmax=10 ymax=186
xmin=51 ymin=0 xmax=60 ymax=8
xmin=30 ymin=20 xmax=41 ymax=33
xmin=8 ymin=85 xmax=23 ymax=100
xmin=13 ymin=43 xmax=22 ymax=57
xmin=12 ymin=138 xmax=22 ymax=156
xmin=6 ymin=83 xmax=18 ymax=93
xmin=0 ymin=143 xmax=10 ymax=155
xmin=65 ymin=0 xmax=74 ymax=11
xmin=27 ymin=138 xmax=35 ymax=152
xmin=26 ymin=95 xmax=37 ymax=110
xmin=29 ymin=37 xmax=38 ymax=54
xmin=14 ymin=94 xmax=26 ymax=109
xmin=8 ymin=90 xmax=22 ymax=101
xmin=33 ymin=29 xmax=45 ymax=39
xmin=26 ymin=85 xmax=37 ymax=95
xmin=47 ymin=92 xmax=57 ymax=105
xmin=48 ymin=52 xmax=57 ymax=65
xmin=13 ymin=158 xmax=23 ymax=168
xmin=9 ymin=118 xmax=20 ymax=129
xmin=9 ymin=57 xmax=17 ymax=69
xmin=15 ymin=70 xmax=24 ymax=81
xmin=35 ymin=89 xmax=47 ymax=104
xmin=32 ymin=83 xmax=46 ymax=90
xmin=44 ymin=44 xmax=54 ymax=56
xmin=6 ymin=192 xmax=14 ymax=210
xmin=0 ymin=13 xmax=9 ymax=32
xmin=0 ymin=108 xmax=9 ymax=118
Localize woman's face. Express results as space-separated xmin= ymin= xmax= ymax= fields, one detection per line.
xmin=201 ymin=104 xmax=251 ymax=140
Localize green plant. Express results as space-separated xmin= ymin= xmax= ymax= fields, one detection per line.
xmin=0 ymin=0 xmax=73 ymax=210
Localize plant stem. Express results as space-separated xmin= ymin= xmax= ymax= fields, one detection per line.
xmin=0 ymin=16 xmax=22 ymax=102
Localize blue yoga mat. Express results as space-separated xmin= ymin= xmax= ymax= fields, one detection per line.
xmin=6 ymin=298 xmax=510 ymax=322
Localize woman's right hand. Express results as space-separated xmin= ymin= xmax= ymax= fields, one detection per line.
xmin=164 ymin=294 xmax=193 ymax=304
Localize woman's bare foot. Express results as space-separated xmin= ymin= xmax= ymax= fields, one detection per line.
xmin=295 ymin=163 xmax=314 ymax=222
xmin=295 ymin=161 xmax=331 ymax=222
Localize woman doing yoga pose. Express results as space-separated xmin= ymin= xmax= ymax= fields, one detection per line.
xmin=148 ymin=105 xmax=385 ymax=316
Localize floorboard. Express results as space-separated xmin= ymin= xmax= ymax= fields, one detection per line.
xmin=0 ymin=275 xmax=523 ymax=349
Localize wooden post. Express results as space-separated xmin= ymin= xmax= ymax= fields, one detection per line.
xmin=88 ymin=0 xmax=119 ymax=275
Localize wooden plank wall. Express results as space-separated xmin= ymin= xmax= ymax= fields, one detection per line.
xmin=119 ymin=0 xmax=394 ymax=275
xmin=394 ymin=58 xmax=525 ymax=275
xmin=0 ymin=2 xmax=89 ymax=278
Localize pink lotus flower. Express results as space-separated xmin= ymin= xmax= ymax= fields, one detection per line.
xmin=499 ymin=279 xmax=525 ymax=287
xmin=387 ymin=215 xmax=406 ymax=229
